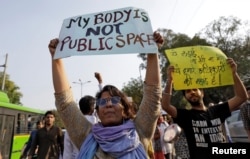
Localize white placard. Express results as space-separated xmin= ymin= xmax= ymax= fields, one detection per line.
xmin=54 ymin=7 xmax=158 ymax=59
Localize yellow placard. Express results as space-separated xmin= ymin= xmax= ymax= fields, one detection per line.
xmin=164 ymin=46 xmax=234 ymax=90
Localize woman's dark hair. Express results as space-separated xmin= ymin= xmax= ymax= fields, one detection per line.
xmin=95 ymin=85 xmax=136 ymax=120
xmin=78 ymin=95 xmax=96 ymax=115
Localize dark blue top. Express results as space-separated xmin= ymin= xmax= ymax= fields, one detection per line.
xmin=23 ymin=130 xmax=37 ymax=156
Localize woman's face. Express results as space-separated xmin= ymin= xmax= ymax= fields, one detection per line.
xmin=97 ymin=91 xmax=124 ymax=126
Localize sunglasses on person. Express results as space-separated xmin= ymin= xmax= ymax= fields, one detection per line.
xmin=97 ymin=96 xmax=121 ymax=107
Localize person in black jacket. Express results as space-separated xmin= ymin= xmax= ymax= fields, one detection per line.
xmin=28 ymin=111 xmax=64 ymax=159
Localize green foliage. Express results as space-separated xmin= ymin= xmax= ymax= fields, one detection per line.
xmin=199 ymin=16 xmax=250 ymax=78
xmin=0 ymin=72 xmax=23 ymax=104
xmin=198 ymin=16 xmax=250 ymax=101
xmin=121 ymin=77 xmax=143 ymax=107
xmin=125 ymin=16 xmax=250 ymax=108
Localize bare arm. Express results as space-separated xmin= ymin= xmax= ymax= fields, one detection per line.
xmin=95 ymin=72 xmax=103 ymax=90
xmin=49 ymin=39 xmax=70 ymax=93
xmin=135 ymin=31 xmax=163 ymax=138
xmin=227 ymin=58 xmax=248 ymax=111
xmin=144 ymin=32 xmax=162 ymax=85
xmin=48 ymin=39 xmax=91 ymax=149
xmin=162 ymin=65 xmax=177 ymax=118
xmin=95 ymin=72 xmax=103 ymax=84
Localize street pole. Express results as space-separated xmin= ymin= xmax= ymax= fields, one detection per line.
xmin=79 ymin=79 xmax=83 ymax=97
xmin=73 ymin=79 xmax=91 ymax=97
xmin=1 ymin=53 xmax=8 ymax=91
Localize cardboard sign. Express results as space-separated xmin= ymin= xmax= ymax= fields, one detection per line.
xmin=54 ymin=7 xmax=158 ymax=59
xmin=164 ymin=46 xmax=233 ymax=90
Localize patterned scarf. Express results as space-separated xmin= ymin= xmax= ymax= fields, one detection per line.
xmin=77 ymin=120 xmax=147 ymax=159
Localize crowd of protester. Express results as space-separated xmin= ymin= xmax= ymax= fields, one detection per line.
xmin=17 ymin=20 xmax=250 ymax=159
